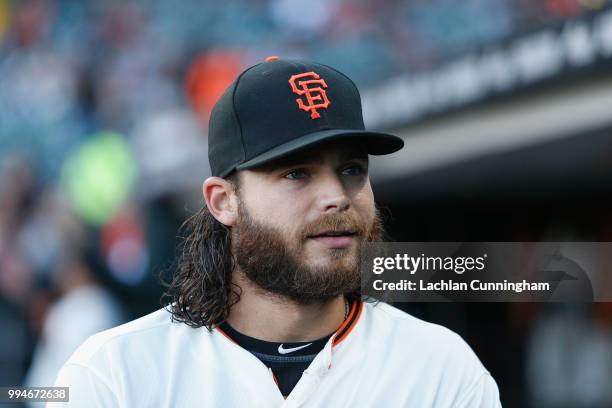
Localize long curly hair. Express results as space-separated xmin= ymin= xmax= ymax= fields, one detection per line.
xmin=161 ymin=178 xmax=381 ymax=331
xmin=161 ymin=203 xmax=241 ymax=330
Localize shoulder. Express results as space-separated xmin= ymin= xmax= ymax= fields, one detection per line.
xmin=364 ymin=301 xmax=468 ymax=346
xmin=54 ymin=307 xmax=217 ymax=404
xmin=63 ymin=307 xmax=186 ymax=367
xmin=361 ymin=300 xmax=490 ymax=375
xmin=359 ymin=301 xmax=500 ymax=404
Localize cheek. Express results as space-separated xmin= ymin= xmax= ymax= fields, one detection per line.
xmin=241 ymin=192 xmax=307 ymax=238
xmin=353 ymin=185 xmax=376 ymax=221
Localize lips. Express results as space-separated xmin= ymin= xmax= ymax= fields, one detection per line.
xmin=308 ymin=230 xmax=357 ymax=249
xmin=309 ymin=230 xmax=356 ymax=238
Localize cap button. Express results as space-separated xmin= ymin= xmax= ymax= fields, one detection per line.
xmin=265 ymin=56 xmax=280 ymax=62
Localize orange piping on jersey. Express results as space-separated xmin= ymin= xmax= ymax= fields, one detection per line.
xmin=215 ymin=326 xmax=239 ymax=345
xmin=332 ymin=299 xmax=363 ymax=347
xmin=216 ymin=300 xmax=363 ymax=348
xmin=334 ymin=300 xmax=363 ymax=346
xmin=334 ymin=300 xmax=357 ymax=335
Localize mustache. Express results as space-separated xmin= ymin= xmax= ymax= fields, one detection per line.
xmin=300 ymin=211 xmax=368 ymax=241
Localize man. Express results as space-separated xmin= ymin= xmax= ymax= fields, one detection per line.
xmin=53 ymin=57 xmax=501 ymax=407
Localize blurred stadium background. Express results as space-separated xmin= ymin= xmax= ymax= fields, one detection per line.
xmin=1 ymin=0 xmax=612 ymax=407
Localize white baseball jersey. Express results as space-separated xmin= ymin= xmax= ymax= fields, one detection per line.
xmin=51 ymin=300 xmax=501 ymax=407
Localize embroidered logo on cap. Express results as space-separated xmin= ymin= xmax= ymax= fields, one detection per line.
xmin=288 ymin=71 xmax=330 ymax=119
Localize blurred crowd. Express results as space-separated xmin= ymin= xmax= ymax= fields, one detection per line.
xmin=1 ymin=0 xmax=611 ymax=407
xmin=2 ymin=0 xmax=609 ymax=178
xmin=0 ymin=0 xmax=607 ymax=182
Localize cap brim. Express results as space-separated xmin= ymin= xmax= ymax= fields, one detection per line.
xmin=236 ymin=129 xmax=404 ymax=172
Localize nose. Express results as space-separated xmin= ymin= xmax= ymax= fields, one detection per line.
xmin=316 ymin=171 xmax=350 ymax=214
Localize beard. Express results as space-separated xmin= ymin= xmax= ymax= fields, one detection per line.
xmin=232 ymin=201 xmax=385 ymax=305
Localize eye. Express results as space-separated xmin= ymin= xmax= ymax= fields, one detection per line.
xmin=284 ymin=169 xmax=309 ymax=180
xmin=341 ymin=164 xmax=366 ymax=176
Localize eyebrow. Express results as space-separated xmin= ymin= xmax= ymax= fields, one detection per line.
xmin=270 ymin=148 xmax=368 ymax=168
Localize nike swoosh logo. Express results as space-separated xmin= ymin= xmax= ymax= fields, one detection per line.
xmin=278 ymin=343 xmax=313 ymax=355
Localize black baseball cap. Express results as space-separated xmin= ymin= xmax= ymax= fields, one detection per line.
xmin=208 ymin=56 xmax=404 ymax=178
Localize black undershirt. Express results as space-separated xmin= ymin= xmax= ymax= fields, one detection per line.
xmin=218 ymin=321 xmax=334 ymax=397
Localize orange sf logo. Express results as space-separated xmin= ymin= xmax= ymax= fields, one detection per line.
xmin=288 ymin=71 xmax=330 ymax=119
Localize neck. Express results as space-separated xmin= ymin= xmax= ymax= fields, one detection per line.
xmin=226 ymin=271 xmax=347 ymax=343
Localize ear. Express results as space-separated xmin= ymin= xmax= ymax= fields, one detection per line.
xmin=203 ymin=177 xmax=238 ymax=226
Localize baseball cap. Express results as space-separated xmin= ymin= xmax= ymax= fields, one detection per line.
xmin=208 ymin=56 xmax=404 ymax=178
